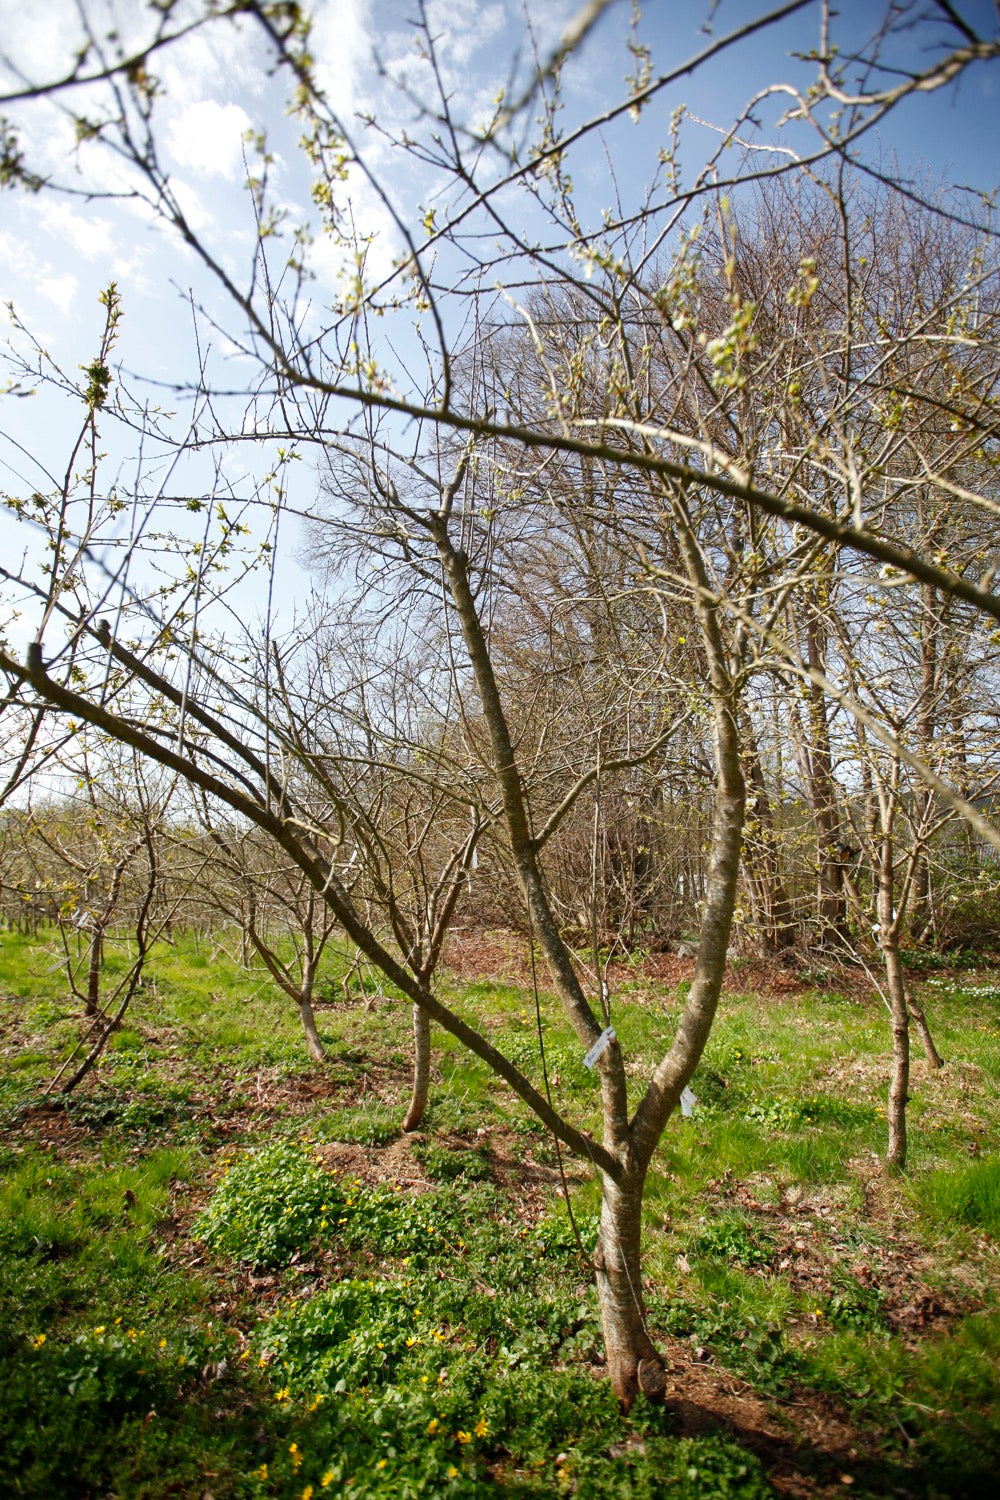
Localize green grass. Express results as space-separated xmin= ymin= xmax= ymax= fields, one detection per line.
xmin=914 ymin=1154 xmax=1000 ymax=1236
xmin=2 ymin=926 xmax=1000 ymax=1496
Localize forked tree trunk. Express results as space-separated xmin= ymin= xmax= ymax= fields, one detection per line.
xmin=434 ymin=489 xmax=746 ymax=1406
xmin=590 ymin=498 xmax=748 ymax=1407
xmin=402 ymin=1003 xmax=431 ymax=1131
xmin=594 ymin=1170 xmax=665 ymax=1408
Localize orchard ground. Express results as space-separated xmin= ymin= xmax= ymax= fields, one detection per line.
xmin=2 ymin=927 xmax=999 ymax=1498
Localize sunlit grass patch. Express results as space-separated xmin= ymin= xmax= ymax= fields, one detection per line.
xmin=316 ymin=1101 xmax=400 ymax=1146
xmin=913 ymin=1154 xmax=1000 ymax=1237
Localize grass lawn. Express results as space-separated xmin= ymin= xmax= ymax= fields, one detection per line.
xmin=2 ymin=927 xmax=999 ymax=1497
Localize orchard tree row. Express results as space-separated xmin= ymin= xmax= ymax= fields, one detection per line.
xmin=2 ymin=0 xmax=999 ymax=1403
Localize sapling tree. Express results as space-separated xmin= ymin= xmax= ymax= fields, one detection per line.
xmin=198 ymin=815 xmax=340 ymax=1062
xmin=30 ymin=738 xmax=186 ymax=1095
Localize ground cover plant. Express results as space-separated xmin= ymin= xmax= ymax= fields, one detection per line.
xmin=2 ymin=927 xmax=1000 ymax=1496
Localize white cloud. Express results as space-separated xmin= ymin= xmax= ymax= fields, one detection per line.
xmin=158 ymin=22 xmax=271 ymax=108
xmin=0 ymin=5 xmax=88 ymax=89
xmin=165 ymin=177 xmax=212 ymax=236
xmin=37 ymin=273 xmax=79 ymax=316
xmin=36 ymin=200 xmax=114 ymax=260
xmin=311 ymin=0 xmax=374 ymax=120
xmin=166 ymin=100 xmax=253 ymax=180
xmin=0 ymin=227 xmax=31 ymax=275
xmin=424 ymin=0 xmax=507 ymax=68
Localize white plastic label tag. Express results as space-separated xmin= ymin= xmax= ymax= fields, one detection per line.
xmin=583 ymin=1026 xmax=616 ymax=1069
xmin=680 ymin=1085 xmax=697 ymax=1118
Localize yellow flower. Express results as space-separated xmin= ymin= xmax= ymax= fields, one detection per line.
xmin=321 ymin=1472 xmax=336 ymax=1489
xmin=307 ymin=1394 xmax=323 ymax=1412
xmin=447 ymin=1466 xmax=458 ymax=1479
xmin=254 ymin=1464 xmax=268 ymax=1480
xmin=457 ymin=1430 xmax=472 ymax=1444
xmin=32 ymin=1333 xmax=46 ymax=1349
xmin=426 ymin=1418 xmax=439 ymax=1435
xmin=276 ymin=1387 xmax=291 ymax=1403
xmin=376 ymin=1459 xmax=387 ymax=1470
xmin=405 ymin=1336 xmax=417 ymax=1348
xmin=301 ymin=1488 xmax=314 ymax=1499
xmin=474 ymin=1417 xmax=488 ymax=1438
xmin=158 ymin=1338 xmax=167 ymax=1348
xmin=290 ymin=1442 xmax=303 ymax=1470
xmin=94 ymin=1325 xmax=106 ymax=1336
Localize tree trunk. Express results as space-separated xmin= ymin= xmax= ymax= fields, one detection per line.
xmin=906 ymin=987 xmax=944 ymax=1069
xmin=884 ymin=936 xmax=910 ymax=1172
xmin=403 ymin=1002 xmax=431 ymax=1131
xmin=740 ymin=714 xmax=795 ymax=951
xmin=297 ymin=962 xmax=326 ymax=1062
xmin=909 ymin=562 xmax=943 ymax=944
xmin=879 ymin=837 xmax=910 ymax=1171
xmin=594 ymin=1170 xmax=666 ymax=1409
xmin=85 ymin=927 xmax=102 ymax=1017
xmin=805 ymin=611 xmax=849 ymax=946
xmin=297 ymin=997 xmax=326 ymax=1062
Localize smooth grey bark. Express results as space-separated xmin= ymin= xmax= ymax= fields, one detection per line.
xmin=429 ymin=511 xmax=632 ymax=1152
xmin=529 ymin=487 xmax=747 ymax=1405
xmin=630 ymin=501 xmax=748 ymax=1168
xmin=428 ymin=506 xmax=671 ymax=1397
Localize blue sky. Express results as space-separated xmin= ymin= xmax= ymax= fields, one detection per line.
xmin=3 ymin=0 xmax=996 ymax=381
xmin=1 ymin=0 xmax=997 ymax=649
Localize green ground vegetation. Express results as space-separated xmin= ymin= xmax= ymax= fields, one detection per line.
xmin=1 ymin=928 xmax=999 ymax=1497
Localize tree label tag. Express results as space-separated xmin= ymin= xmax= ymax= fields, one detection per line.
xmin=583 ymin=1026 xmax=616 ymax=1069
xmin=680 ymin=1086 xmax=697 ymax=1118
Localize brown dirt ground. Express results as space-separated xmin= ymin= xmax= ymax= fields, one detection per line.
xmin=442 ymin=929 xmax=874 ymax=1002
